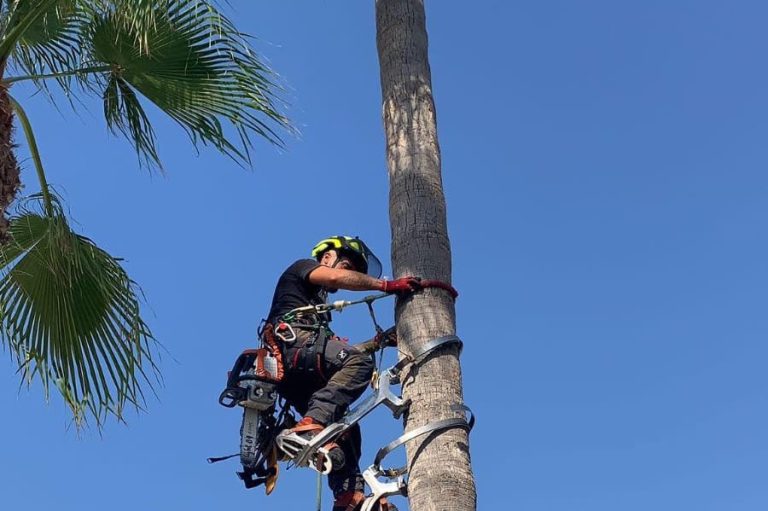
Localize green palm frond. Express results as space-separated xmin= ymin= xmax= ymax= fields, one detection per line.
xmin=0 ymin=195 xmax=160 ymax=427
xmin=103 ymin=74 xmax=159 ymax=168
xmin=87 ymin=0 xmax=290 ymax=169
xmin=8 ymin=0 xmax=84 ymax=91
xmin=2 ymin=0 xmax=291 ymax=169
xmin=0 ymin=0 xmax=62 ymax=60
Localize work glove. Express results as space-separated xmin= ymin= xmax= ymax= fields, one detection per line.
xmin=375 ymin=326 xmax=398 ymax=348
xmin=381 ymin=277 xmax=422 ymax=295
xmin=354 ymin=326 xmax=397 ymax=354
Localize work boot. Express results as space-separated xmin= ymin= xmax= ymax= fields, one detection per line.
xmin=332 ymin=491 xmax=398 ymax=511
xmin=372 ymin=498 xmax=398 ymax=511
xmin=332 ymin=491 xmax=365 ymax=511
xmin=275 ymin=417 xmax=346 ymax=473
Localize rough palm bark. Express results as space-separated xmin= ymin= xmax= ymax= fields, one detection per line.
xmin=375 ymin=1 xmax=476 ymax=510
xmin=0 ymin=60 xmax=21 ymax=243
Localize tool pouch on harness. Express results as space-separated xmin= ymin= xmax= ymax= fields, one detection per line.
xmin=283 ymin=323 xmax=329 ymax=384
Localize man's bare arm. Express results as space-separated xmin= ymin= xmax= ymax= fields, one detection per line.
xmin=307 ymin=266 xmax=384 ymax=291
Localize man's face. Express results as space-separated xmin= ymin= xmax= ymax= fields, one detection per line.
xmin=320 ymin=250 xmax=358 ymax=271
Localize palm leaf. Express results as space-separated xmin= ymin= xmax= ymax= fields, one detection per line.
xmin=86 ymin=0 xmax=290 ymax=169
xmin=7 ymin=0 xmax=84 ymax=91
xmin=0 ymin=0 xmax=62 ymax=60
xmin=103 ymin=73 xmax=160 ymax=168
xmin=0 ymin=195 xmax=160 ymax=427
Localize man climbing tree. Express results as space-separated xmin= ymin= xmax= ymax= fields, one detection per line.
xmin=376 ymin=1 xmax=478 ymax=510
xmin=265 ymin=235 xmax=419 ymax=510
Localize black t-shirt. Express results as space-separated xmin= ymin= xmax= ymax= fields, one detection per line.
xmin=266 ymin=259 xmax=328 ymax=324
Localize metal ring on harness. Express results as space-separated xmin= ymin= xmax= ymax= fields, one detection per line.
xmin=275 ymin=322 xmax=297 ymax=343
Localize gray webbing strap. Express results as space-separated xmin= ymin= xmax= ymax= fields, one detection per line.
xmin=395 ymin=334 xmax=463 ymax=373
xmin=373 ymin=404 xmax=475 ymax=475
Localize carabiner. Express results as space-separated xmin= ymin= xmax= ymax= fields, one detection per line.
xmin=275 ymin=322 xmax=297 ymax=343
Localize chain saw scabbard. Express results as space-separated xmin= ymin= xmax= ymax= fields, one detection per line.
xmin=217 ymin=346 xmax=284 ymax=491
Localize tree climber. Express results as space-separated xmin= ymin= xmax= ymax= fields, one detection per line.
xmin=265 ymin=236 xmax=420 ymax=511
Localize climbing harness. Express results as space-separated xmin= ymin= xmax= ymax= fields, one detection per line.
xmin=211 ymin=277 xmax=470 ymax=509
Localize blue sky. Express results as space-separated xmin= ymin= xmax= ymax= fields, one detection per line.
xmin=2 ymin=1 xmax=767 ymax=510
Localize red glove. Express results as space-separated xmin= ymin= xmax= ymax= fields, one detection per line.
xmin=381 ymin=277 xmax=422 ymax=295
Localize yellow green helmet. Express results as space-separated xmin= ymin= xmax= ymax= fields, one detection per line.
xmin=311 ymin=235 xmax=382 ymax=278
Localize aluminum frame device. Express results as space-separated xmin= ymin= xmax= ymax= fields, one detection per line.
xmin=275 ymin=335 xmax=474 ymax=508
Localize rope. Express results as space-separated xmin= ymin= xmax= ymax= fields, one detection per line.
xmin=366 ymin=300 xmax=385 ymax=335
xmin=366 ymin=300 xmax=387 ymax=386
xmin=418 ymin=279 xmax=459 ymax=299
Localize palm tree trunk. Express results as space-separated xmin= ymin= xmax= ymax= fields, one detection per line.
xmin=375 ymin=1 xmax=476 ymax=510
xmin=0 ymin=60 xmax=21 ymax=243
